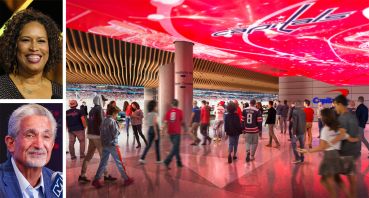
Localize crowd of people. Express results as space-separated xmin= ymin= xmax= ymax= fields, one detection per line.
xmin=66 ymin=94 xmax=368 ymax=197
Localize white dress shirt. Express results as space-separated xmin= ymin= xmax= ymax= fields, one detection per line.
xmin=11 ymin=158 xmax=45 ymax=198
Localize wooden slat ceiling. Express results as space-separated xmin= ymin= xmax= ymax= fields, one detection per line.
xmin=66 ymin=28 xmax=278 ymax=93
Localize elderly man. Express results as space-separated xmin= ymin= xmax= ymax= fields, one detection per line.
xmin=0 ymin=104 xmax=62 ymax=198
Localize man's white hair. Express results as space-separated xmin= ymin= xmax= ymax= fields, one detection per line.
xmin=8 ymin=104 xmax=57 ymax=139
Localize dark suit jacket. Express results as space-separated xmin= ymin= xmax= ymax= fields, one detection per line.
xmin=0 ymin=158 xmax=58 ymax=198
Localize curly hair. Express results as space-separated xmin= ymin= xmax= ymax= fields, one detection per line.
xmin=0 ymin=9 xmax=62 ymax=74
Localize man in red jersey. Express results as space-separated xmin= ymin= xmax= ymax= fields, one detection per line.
xmin=200 ymin=100 xmax=211 ymax=145
xmin=162 ymin=99 xmax=186 ymax=169
xmin=303 ymin=99 xmax=314 ymax=149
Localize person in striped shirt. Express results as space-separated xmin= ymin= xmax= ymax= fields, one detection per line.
xmin=243 ymin=99 xmax=263 ymax=162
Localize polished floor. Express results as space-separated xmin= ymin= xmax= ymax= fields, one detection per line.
xmin=66 ymin=122 xmax=369 ymax=198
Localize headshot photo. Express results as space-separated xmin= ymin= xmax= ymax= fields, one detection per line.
xmin=0 ymin=0 xmax=62 ymax=99
xmin=0 ymin=103 xmax=63 ymax=198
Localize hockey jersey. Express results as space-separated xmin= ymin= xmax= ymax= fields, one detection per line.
xmin=242 ymin=106 xmax=262 ymax=133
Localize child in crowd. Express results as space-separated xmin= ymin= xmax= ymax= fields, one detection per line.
xmin=92 ymin=105 xmax=134 ymax=188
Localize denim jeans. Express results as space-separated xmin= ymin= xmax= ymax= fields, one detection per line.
xmin=228 ymin=135 xmax=240 ymax=155
xmin=318 ymin=118 xmax=323 ymax=137
xmin=164 ymin=134 xmax=182 ymax=166
xmin=141 ymin=126 xmax=161 ymax=161
xmin=94 ymin=146 xmax=129 ymax=180
xmin=81 ymin=138 xmax=108 ymax=177
xmin=288 ymin=121 xmax=293 ymax=139
xmin=292 ymin=134 xmax=305 ymax=161
xmin=125 ymin=117 xmax=131 ymax=134
xmin=200 ymin=124 xmax=210 ymax=141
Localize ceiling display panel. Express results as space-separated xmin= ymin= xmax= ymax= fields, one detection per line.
xmin=67 ymin=0 xmax=369 ymax=85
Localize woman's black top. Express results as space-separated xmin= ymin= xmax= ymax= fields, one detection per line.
xmin=0 ymin=75 xmax=62 ymax=99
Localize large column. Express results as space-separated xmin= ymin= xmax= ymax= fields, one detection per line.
xmin=159 ymin=63 xmax=175 ymax=122
xmin=144 ymin=87 xmax=157 ymax=115
xmin=174 ymin=41 xmax=194 ymax=125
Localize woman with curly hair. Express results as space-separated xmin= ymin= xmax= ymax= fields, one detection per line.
xmin=0 ymin=9 xmax=62 ymax=99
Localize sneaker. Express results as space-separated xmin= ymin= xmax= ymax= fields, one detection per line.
xmin=201 ymin=142 xmax=207 ymax=145
xmin=139 ymin=159 xmax=146 ymax=164
xmin=78 ymin=176 xmax=90 ymax=183
xmin=136 ymin=145 xmax=141 ymax=149
xmin=291 ymin=160 xmax=302 ymax=164
xmin=228 ymin=155 xmax=232 ymax=164
xmin=92 ymin=179 xmax=103 ymax=188
xmin=274 ymin=144 xmax=280 ymax=148
xmin=123 ymin=177 xmax=134 ymax=187
xmin=80 ymin=155 xmax=85 ymax=159
xmin=233 ymin=156 xmax=237 ymax=160
xmin=246 ymin=153 xmax=250 ymax=162
xmin=177 ymin=163 xmax=183 ymax=168
xmin=104 ymin=175 xmax=117 ymax=182
xmin=155 ymin=160 xmax=163 ymax=164
xmin=265 ymin=144 xmax=272 ymax=147
xmin=190 ymin=142 xmax=197 ymax=146
xmin=71 ymin=156 xmax=77 ymax=160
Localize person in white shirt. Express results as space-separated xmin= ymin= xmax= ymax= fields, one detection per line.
xmin=298 ymin=108 xmax=358 ymax=198
xmin=213 ymin=101 xmax=225 ymax=141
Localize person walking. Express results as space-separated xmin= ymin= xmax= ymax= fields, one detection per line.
xmin=79 ymin=95 xmax=117 ymax=183
xmin=281 ymin=100 xmax=289 ymax=134
xmin=275 ymin=101 xmax=283 ymax=130
xmin=92 ymin=105 xmax=134 ymax=188
xmin=298 ymin=108 xmax=358 ymax=198
xmin=244 ymin=99 xmax=263 ymax=162
xmin=265 ymin=101 xmax=280 ymax=148
xmin=356 ymin=96 xmax=369 ymax=158
xmin=131 ymin=102 xmax=148 ymax=148
xmin=288 ymin=102 xmax=296 ymax=141
xmin=200 ymin=100 xmax=211 ymax=145
xmin=67 ymin=99 xmax=87 ymax=160
xmin=189 ymin=100 xmax=201 ymax=146
xmin=304 ymin=99 xmax=314 ymax=149
xmin=139 ymin=100 xmax=161 ymax=164
xmin=317 ymin=102 xmax=324 ymax=138
xmin=213 ymin=101 xmax=225 ymax=142
xmin=256 ymin=102 xmax=264 ymax=138
xmin=291 ymin=101 xmax=306 ymax=164
xmin=225 ymin=102 xmax=242 ymax=163
xmin=123 ymin=101 xmax=132 ymax=137
xmin=162 ymin=99 xmax=186 ymax=169
xmin=331 ymin=95 xmax=361 ymax=198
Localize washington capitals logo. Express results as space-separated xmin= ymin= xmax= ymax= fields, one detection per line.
xmin=212 ymin=2 xmax=356 ymax=37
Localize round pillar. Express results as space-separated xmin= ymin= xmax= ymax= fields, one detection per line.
xmin=159 ymin=63 xmax=175 ymax=122
xmin=174 ymin=41 xmax=194 ymax=125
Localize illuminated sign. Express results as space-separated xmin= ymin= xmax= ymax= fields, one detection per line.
xmin=312 ymin=89 xmax=350 ymax=104
xmin=212 ymin=3 xmax=356 ymax=36
xmin=312 ymin=97 xmax=333 ymax=104
xmin=66 ymin=0 xmax=369 ymax=86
